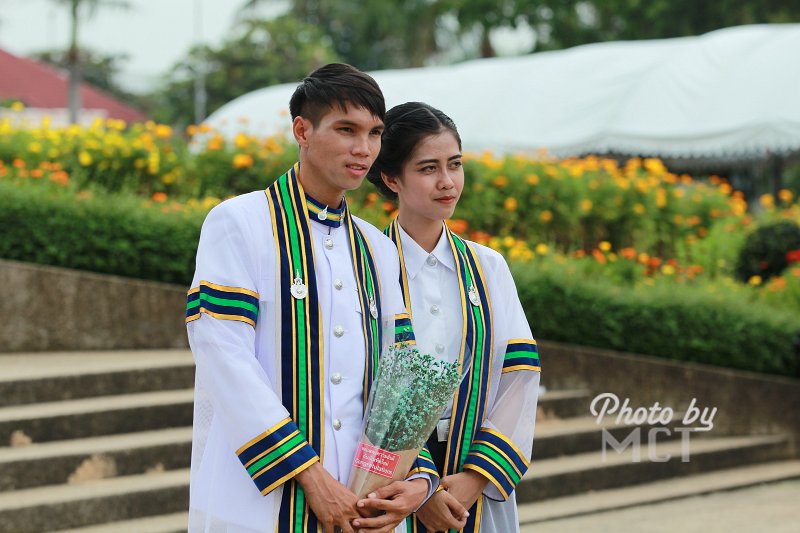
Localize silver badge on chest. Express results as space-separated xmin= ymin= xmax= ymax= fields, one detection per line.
xmin=317 ymin=205 xmax=328 ymax=221
xmin=290 ymin=270 xmax=308 ymax=299
xmin=368 ymin=295 xmax=378 ymax=319
xmin=468 ymin=284 xmax=480 ymax=306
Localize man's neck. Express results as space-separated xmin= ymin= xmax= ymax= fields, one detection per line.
xmin=297 ymin=166 xmax=344 ymax=208
xmin=398 ymin=212 xmax=443 ymax=253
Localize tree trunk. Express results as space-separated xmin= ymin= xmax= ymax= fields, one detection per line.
xmin=67 ymin=0 xmax=81 ymax=124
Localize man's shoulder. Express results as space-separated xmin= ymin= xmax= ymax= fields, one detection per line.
xmin=205 ymin=190 xmax=268 ymax=222
xmin=351 ymin=215 xmax=395 ymax=250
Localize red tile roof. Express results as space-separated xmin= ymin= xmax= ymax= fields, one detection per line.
xmin=0 ymin=48 xmax=147 ymax=123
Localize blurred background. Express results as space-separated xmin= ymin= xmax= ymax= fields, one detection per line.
xmin=0 ymin=2 xmax=799 ymax=532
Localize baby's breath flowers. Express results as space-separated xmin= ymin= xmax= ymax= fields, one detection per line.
xmin=365 ymin=343 xmax=462 ymax=451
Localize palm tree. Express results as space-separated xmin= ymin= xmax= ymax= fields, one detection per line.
xmin=52 ymin=0 xmax=130 ymax=124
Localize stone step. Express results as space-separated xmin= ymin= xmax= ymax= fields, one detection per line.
xmin=0 ymin=390 xmax=194 ymax=446
xmin=537 ymin=389 xmax=593 ymax=420
xmin=0 ymin=427 xmax=192 ymax=492
xmin=53 ymin=512 xmax=187 ymax=533
xmin=516 ymin=433 xmax=792 ymax=503
xmin=0 ymin=469 xmax=189 ymax=533
xmin=517 ymin=459 xmax=800 ymax=525
xmin=533 ymin=416 xmax=688 ymax=460
xmin=0 ymin=351 xmax=194 ymax=407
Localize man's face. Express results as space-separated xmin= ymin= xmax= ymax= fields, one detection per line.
xmin=295 ymin=105 xmax=384 ymax=201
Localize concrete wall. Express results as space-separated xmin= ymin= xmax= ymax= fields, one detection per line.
xmin=540 ymin=340 xmax=800 ymax=455
xmin=0 ymin=260 xmax=188 ymax=352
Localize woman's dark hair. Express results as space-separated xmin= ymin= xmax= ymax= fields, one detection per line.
xmin=367 ymin=102 xmax=461 ymax=200
xmin=289 ymin=63 xmax=385 ymax=125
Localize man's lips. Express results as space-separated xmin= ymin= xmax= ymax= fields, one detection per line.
xmin=345 ymin=163 xmax=369 ymax=175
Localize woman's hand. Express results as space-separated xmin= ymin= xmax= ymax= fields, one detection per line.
xmin=415 ymin=489 xmax=469 ymax=532
xmin=441 ymin=470 xmax=489 ymax=511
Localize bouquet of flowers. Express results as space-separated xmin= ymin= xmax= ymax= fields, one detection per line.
xmin=348 ymin=342 xmax=463 ymax=497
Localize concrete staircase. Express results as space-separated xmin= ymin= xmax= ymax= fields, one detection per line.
xmin=0 ymin=349 xmax=797 ymax=531
xmin=0 ymin=351 xmax=193 ymax=532
xmin=517 ymin=387 xmax=800 ymax=525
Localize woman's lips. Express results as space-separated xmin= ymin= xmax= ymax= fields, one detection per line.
xmin=435 ymin=196 xmax=456 ymax=205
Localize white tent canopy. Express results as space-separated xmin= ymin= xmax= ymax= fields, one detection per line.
xmin=205 ymin=24 xmax=800 ymax=162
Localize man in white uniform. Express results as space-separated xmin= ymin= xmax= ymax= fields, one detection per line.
xmin=186 ymin=64 xmax=435 ymax=533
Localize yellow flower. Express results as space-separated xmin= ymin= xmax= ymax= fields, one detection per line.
xmin=580 ymin=199 xmax=593 ymax=212
xmin=10 ymin=101 xmax=24 ymax=112
xmin=154 ymin=124 xmax=173 ymax=139
xmin=28 ymin=142 xmax=42 ymax=154
xmin=78 ymin=151 xmax=93 ymax=166
xmin=655 ymin=188 xmax=667 ymax=208
xmin=661 ymin=265 xmax=676 ymax=275
xmin=748 ymin=275 xmax=762 ymax=286
xmin=488 ymin=237 xmax=501 ymax=251
xmin=233 ymin=153 xmax=254 ymax=169
xmin=535 ymin=243 xmax=549 ymax=255
xmin=539 ymin=210 xmax=553 ymax=223
xmin=759 ymin=194 xmax=774 ymax=209
xmin=504 ymin=197 xmax=517 ymax=212
xmin=234 ymin=133 xmax=250 ymax=149
xmin=207 ymin=135 xmax=224 ymax=151
xmin=598 ymin=241 xmax=611 ymax=252
xmin=778 ymin=189 xmax=793 ymax=203
xmin=502 ymin=236 xmax=516 ymax=248
xmin=526 ymin=174 xmax=540 ymax=185
xmin=493 ymin=175 xmax=508 ymax=188
xmin=633 ymin=203 xmax=646 ymax=215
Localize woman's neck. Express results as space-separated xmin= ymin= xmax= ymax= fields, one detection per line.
xmin=398 ymin=212 xmax=443 ymax=253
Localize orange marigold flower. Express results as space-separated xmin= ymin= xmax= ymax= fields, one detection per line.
xmin=232 ymin=153 xmax=254 ymax=169
xmin=446 ymin=219 xmax=469 ymax=234
xmin=592 ymin=249 xmax=607 ymax=264
xmin=152 ymin=192 xmax=168 ymax=203
xmin=382 ymin=201 xmax=395 ymax=212
xmin=12 ymin=159 xmax=26 ymax=168
xmin=469 ymin=231 xmax=492 ymax=245
xmin=620 ymin=247 xmax=637 ymax=260
xmin=504 ymin=197 xmax=517 ymax=212
xmin=493 ymin=175 xmax=509 ymax=187
xmin=539 ymin=210 xmax=553 ymax=223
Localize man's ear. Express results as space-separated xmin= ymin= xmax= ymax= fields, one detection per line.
xmin=292 ymin=116 xmax=312 ymax=147
xmin=381 ymin=172 xmax=401 ymax=193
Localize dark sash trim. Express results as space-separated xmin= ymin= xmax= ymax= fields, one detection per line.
xmin=386 ymin=220 xmax=492 ymax=533
xmin=263 ymin=164 xmax=383 ymax=532
xmin=502 ymin=339 xmax=541 ymax=373
xmin=186 ymin=281 xmax=259 ymax=327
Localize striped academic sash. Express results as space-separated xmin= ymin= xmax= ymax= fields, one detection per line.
xmin=266 ymin=164 xmax=382 ymax=533
xmin=386 ymin=219 xmax=493 ymax=533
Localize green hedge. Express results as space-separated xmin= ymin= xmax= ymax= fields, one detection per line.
xmin=3 ymin=180 xmax=797 ymax=377
xmin=511 ymin=263 xmax=800 ymax=377
xmin=0 ymin=181 xmax=202 ymax=285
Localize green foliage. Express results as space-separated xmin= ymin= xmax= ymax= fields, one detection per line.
xmin=32 ymin=49 xmax=138 ymax=105
xmin=511 ymin=262 xmax=800 ymax=377
xmin=150 ymin=15 xmax=340 ymax=127
xmin=736 ymin=220 xmax=800 ymax=282
xmin=365 ymin=344 xmax=462 ymax=451
xmin=0 ymin=180 xmax=202 ymax=285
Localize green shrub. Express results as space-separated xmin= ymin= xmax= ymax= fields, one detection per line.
xmin=0 ymin=181 xmax=203 ymax=285
xmin=736 ymin=220 xmax=800 ymax=282
xmin=511 ymin=262 xmax=800 ymax=377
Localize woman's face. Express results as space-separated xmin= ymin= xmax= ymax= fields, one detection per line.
xmin=386 ymin=131 xmax=464 ymax=224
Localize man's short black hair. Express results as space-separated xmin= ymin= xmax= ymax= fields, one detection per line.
xmin=289 ymin=63 xmax=385 ymax=126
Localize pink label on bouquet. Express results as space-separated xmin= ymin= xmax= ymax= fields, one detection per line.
xmin=352 ymin=442 xmax=400 ymax=478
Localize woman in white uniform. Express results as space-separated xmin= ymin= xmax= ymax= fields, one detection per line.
xmin=367 ymin=102 xmax=541 ymax=533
